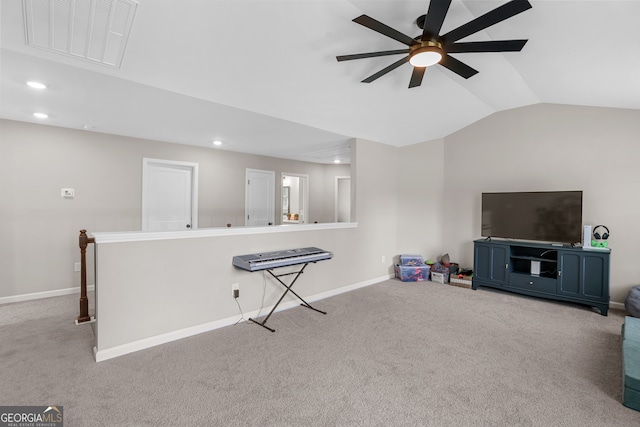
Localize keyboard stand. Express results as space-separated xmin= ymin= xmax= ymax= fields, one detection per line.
xmin=248 ymin=263 xmax=326 ymax=332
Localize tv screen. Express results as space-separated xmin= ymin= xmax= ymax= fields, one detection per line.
xmin=481 ymin=191 xmax=583 ymax=244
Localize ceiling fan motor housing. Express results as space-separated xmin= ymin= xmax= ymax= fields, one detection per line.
xmin=416 ymin=14 xmax=427 ymax=30
xmin=410 ymin=39 xmax=444 ymax=66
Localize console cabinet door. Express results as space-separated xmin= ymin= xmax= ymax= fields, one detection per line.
xmin=557 ymin=252 xmax=581 ymax=296
xmin=582 ymin=253 xmax=609 ymax=300
xmin=558 ymin=251 xmax=609 ymax=301
xmin=474 ymin=243 xmax=508 ymax=285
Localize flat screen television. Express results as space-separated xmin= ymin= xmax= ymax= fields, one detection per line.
xmin=481 ymin=191 xmax=583 ymax=244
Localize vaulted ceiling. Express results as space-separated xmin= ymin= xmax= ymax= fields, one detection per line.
xmin=2 ymin=1 xmax=639 ymax=164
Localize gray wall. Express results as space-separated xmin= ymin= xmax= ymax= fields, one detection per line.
xmin=3 ymin=103 xmax=638 ymax=306
xmin=440 ymin=103 xmax=640 ymax=304
xmin=0 ymin=119 xmax=350 ymax=299
xmin=93 ymin=137 xmax=410 ymax=355
xmin=395 ymin=139 xmax=445 ymax=265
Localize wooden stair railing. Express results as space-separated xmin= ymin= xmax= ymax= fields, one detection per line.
xmin=77 ymin=229 xmax=95 ymax=324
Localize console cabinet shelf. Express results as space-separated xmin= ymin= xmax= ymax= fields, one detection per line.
xmin=473 ymin=239 xmax=610 ymax=315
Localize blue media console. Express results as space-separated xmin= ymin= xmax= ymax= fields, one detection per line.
xmin=472 ymin=239 xmax=610 ymax=315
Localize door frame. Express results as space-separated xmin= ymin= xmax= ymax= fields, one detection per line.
xmin=142 ymin=158 xmax=199 ymax=231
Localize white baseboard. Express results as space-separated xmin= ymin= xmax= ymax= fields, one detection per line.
xmin=94 ymin=274 xmax=393 ymax=362
xmin=0 ymin=285 xmax=95 ymax=305
xmin=610 ymin=301 xmax=625 ymax=311
xmin=94 ymin=316 xmax=239 ymax=362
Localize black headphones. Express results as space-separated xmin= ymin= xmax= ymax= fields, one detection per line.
xmin=592 ymin=225 xmax=610 ymax=248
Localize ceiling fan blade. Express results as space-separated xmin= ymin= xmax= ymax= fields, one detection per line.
xmin=336 ymin=49 xmax=410 ymax=62
xmin=442 ymin=0 xmax=532 ymax=44
xmin=448 ymin=39 xmax=528 ymax=53
xmin=362 ymin=56 xmax=410 ymax=83
xmin=439 ymin=54 xmax=478 ymax=79
xmin=421 ymin=0 xmax=452 ymax=40
xmin=408 ymin=67 xmax=426 ymax=88
xmin=353 ymin=15 xmax=418 ymax=47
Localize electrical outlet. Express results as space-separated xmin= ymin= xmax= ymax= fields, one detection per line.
xmin=74 ymin=262 xmax=81 ymax=272
xmin=381 ymin=255 xmax=386 ymax=264
xmin=232 ymin=283 xmax=239 ymax=298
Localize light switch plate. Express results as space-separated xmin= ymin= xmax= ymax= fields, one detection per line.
xmin=61 ymin=188 xmax=75 ymax=198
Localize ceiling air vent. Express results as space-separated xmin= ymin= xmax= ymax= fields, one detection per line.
xmin=22 ymin=0 xmax=138 ymax=68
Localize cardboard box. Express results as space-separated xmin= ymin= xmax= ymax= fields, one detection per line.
xmin=449 ymin=275 xmax=473 ymax=289
xmin=431 ymin=271 xmax=448 ymax=284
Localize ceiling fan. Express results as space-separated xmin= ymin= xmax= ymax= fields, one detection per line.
xmin=336 ymin=0 xmax=532 ymax=88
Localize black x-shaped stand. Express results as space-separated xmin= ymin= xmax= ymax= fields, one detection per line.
xmin=248 ymin=263 xmax=326 ymax=332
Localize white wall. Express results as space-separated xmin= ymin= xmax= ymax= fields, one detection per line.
xmin=441 ymin=103 xmax=640 ymax=303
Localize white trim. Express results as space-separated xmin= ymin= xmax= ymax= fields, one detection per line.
xmin=142 ymin=158 xmax=199 ymax=231
xmin=610 ymin=301 xmax=625 ymax=311
xmin=0 ymin=285 xmax=95 ymax=305
xmin=95 ymin=316 xmax=238 ymax=362
xmin=91 ymin=222 xmax=358 ymax=244
xmin=94 ymin=273 xmax=391 ymax=362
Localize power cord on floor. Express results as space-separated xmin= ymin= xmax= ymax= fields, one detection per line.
xmin=234 ymin=271 xmax=268 ymax=325
xmin=233 ymin=296 xmax=247 ymax=325
xmin=255 ymin=270 xmax=268 ymax=319
xmin=234 ymin=270 xmax=267 ymax=325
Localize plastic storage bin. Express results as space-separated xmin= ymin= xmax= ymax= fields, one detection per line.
xmin=395 ymin=264 xmax=430 ymax=282
xmin=399 ymin=254 xmax=424 ymax=266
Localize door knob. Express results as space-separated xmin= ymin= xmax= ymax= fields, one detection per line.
xmin=186 ymin=224 xmax=191 ymax=229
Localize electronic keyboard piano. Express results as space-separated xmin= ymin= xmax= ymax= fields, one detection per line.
xmin=232 ymin=246 xmax=333 ymax=332
xmin=232 ymin=247 xmax=333 ymax=272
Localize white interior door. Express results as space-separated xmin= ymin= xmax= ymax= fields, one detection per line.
xmin=246 ymin=169 xmax=275 ymax=226
xmin=142 ymin=159 xmax=198 ymax=231
xmin=335 ymin=176 xmax=351 ymax=222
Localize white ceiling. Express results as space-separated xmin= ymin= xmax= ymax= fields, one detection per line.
xmin=2 ymin=1 xmax=640 ymax=164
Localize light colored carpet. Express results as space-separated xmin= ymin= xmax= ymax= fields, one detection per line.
xmin=1 ymin=280 xmax=639 ymax=426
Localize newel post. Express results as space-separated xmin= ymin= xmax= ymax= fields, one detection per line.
xmin=77 ymin=229 xmax=94 ymax=323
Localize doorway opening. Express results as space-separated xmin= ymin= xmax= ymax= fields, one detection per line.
xmin=282 ymin=173 xmax=309 ymax=224
xmin=335 ymin=176 xmax=351 ymax=222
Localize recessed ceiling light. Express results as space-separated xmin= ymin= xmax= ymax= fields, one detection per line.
xmin=212 ymin=140 xmax=222 ymax=146
xmin=27 ymin=81 xmax=47 ymax=89
xmin=33 ymin=112 xmax=48 ymax=119
xmin=333 ymin=159 xmax=341 ymax=164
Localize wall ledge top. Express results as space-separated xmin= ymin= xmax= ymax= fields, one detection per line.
xmin=91 ymin=222 xmax=358 ymax=244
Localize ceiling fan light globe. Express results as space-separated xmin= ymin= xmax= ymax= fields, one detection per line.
xmin=409 ymin=50 xmax=442 ymax=67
